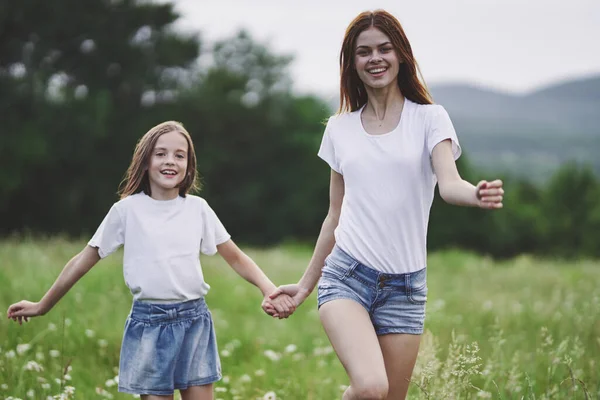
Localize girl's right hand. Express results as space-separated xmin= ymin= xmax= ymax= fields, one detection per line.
xmin=7 ymin=301 xmax=44 ymax=325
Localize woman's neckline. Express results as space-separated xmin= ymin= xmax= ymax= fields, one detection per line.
xmin=358 ymin=98 xmax=409 ymax=138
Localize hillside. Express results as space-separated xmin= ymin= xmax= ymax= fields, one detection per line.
xmin=428 ymin=75 xmax=600 ymax=180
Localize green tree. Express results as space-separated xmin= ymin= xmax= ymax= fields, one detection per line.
xmin=0 ymin=0 xmax=199 ymax=234
xmin=540 ymin=163 xmax=600 ymax=258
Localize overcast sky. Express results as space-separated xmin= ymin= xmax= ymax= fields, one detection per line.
xmin=168 ymin=0 xmax=600 ymax=97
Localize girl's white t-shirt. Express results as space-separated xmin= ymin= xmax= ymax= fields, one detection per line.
xmin=88 ymin=192 xmax=230 ymax=302
xmin=318 ymin=99 xmax=461 ymax=274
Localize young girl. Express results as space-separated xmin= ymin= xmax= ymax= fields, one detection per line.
xmin=7 ymin=121 xmax=295 ymax=400
xmin=267 ymin=10 xmax=504 ymax=400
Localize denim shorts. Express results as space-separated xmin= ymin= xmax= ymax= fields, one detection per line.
xmin=118 ymin=297 xmax=221 ymax=395
xmin=317 ymin=245 xmax=427 ymax=335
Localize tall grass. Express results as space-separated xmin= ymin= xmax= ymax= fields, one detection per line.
xmin=0 ymin=238 xmax=598 ymax=399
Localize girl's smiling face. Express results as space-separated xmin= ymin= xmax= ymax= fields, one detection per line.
xmin=147 ymin=130 xmax=189 ymax=200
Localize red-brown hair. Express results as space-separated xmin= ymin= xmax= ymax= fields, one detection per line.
xmin=118 ymin=121 xmax=200 ymax=199
xmin=339 ymin=10 xmax=433 ymax=113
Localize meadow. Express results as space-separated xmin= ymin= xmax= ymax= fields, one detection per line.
xmin=0 ymin=238 xmax=598 ymax=399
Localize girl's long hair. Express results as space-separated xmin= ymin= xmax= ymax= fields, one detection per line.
xmin=118 ymin=121 xmax=200 ymax=199
xmin=338 ymin=10 xmax=433 ymax=113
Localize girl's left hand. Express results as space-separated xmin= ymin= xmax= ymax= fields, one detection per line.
xmin=475 ymin=179 xmax=504 ymax=209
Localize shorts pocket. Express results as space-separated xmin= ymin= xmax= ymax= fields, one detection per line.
xmin=408 ymin=285 xmax=428 ymax=305
xmin=321 ymin=262 xmax=349 ymax=282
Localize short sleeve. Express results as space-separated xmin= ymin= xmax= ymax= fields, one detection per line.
xmin=426 ymin=105 xmax=462 ymax=160
xmin=200 ymin=200 xmax=231 ymax=255
xmin=88 ymin=204 xmax=124 ymax=258
xmin=317 ymin=117 xmax=341 ymax=173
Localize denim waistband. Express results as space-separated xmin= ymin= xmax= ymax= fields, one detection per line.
xmin=130 ymin=297 xmax=207 ymax=323
xmin=328 ymin=245 xmax=426 ymax=290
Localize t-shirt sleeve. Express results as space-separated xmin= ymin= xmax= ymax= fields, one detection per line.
xmin=426 ymin=105 xmax=462 ymax=160
xmin=88 ymin=204 xmax=124 ymax=258
xmin=200 ymin=200 xmax=231 ymax=255
xmin=317 ymin=117 xmax=342 ymax=173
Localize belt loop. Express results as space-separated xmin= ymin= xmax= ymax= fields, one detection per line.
xmin=342 ymin=260 xmax=359 ymax=279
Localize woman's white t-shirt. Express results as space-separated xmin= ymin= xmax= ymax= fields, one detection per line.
xmin=318 ymin=99 xmax=461 ymax=274
xmin=88 ymin=192 xmax=230 ymax=302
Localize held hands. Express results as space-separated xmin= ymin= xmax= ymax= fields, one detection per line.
xmin=263 ymin=284 xmax=311 ymax=319
xmin=261 ymin=293 xmax=296 ymax=319
xmin=7 ymin=300 xmax=44 ymax=325
xmin=475 ymin=179 xmax=504 ymax=209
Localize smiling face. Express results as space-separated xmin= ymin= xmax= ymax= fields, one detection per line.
xmin=147 ymin=130 xmax=189 ymax=200
xmin=354 ymin=27 xmax=400 ymax=90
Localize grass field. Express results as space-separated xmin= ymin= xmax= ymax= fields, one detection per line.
xmin=1 ymin=238 xmax=598 ymax=399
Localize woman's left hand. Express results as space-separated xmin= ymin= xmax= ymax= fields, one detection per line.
xmin=475 ymin=179 xmax=504 ymax=209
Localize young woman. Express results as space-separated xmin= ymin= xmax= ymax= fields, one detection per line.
xmin=266 ymin=10 xmax=504 ymax=400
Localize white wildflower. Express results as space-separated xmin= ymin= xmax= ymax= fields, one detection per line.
xmin=263 ymin=391 xmax=276 ymax=400
xmin=263 ymin=350 xmax=281 ymax=361
xmin=24 ymin=360 xmax=44 ymax=372
xmin=49 ymin=350 xmax=60 ymax=358
xmin=95 ymin=387 xmax=114 ymax=399
xmin=17 ymin=343 xmax=32 ymax=355
xmin=284 ymin=344 xmax=297 ymax=353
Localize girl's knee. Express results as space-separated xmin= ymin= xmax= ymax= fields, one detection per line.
xmin=352 ymin=378 xmax=389 ymax=400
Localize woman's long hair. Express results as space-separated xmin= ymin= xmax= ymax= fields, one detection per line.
xmin=339 ymin=10 xmax=433 ymax=113
xmin=118 ymin=121 xmax=200 ymax=199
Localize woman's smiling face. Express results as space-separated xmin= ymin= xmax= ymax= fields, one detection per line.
xmin=354 ymin=27 xmax=400 ymax=90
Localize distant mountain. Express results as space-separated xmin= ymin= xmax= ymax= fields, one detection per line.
xmin=430 ymin=75 xmax=600 ymax=136
xmin=429 ymin=75 xmax=600 ymax=180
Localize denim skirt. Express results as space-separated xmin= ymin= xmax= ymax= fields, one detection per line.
xmin=317 ymin=245 xmax=428 ymax=335
xmin=118 ymin=297 xmax=221 ymax=395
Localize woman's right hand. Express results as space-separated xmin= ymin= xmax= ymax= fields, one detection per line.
xmin=7 ymin=300 xmax=44 ymax=325
xmin=269 ymin=284 xmax=311 ymax=308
